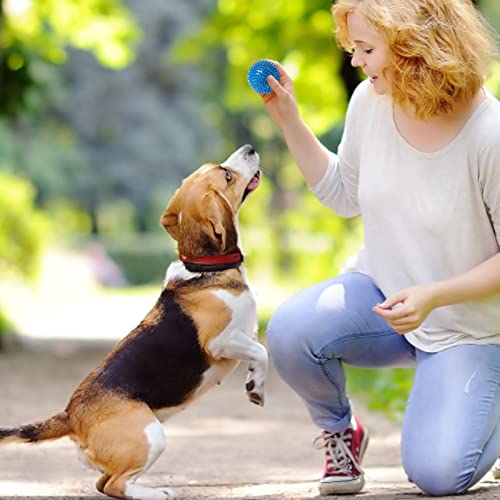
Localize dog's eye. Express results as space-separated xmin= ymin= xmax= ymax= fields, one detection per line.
xmin=221 ymin=167 xmax=233 ymax=183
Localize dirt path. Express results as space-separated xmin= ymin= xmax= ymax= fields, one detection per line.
xmin=0 ymin=342 xmax=498 ymax=499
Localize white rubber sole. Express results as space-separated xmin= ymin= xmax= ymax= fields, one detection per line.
xmin=319 ymin=475 xmax=365 ymax=495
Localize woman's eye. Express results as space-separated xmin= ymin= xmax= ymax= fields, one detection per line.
xmin=364 ymin=49 xmax=373 ymax=54
xmin=222 ymin=168 xmax=233 ymax=182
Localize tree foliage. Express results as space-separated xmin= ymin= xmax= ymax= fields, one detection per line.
xmin=0 ymin=172 xmax=50 ymax=279
xmin=2 ymin=0 xmax=139 ymax=66
xmin=0 ymin=0 xmax=140 ymax=117
xmin=173 ymin=0 xmax=363 ymax=283
xmin=0 ymin=1 xmax=224 ymax=239
xmin=482 ymin=0 xmax=500 ymax=32
xmin=59 ymin=0 xmax=222 ymax=235
xmin=174 ymin=0 xmax=349 ymax=133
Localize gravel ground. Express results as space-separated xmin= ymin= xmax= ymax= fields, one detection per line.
xmin=0 ymin=342 xmax=498 ymax=500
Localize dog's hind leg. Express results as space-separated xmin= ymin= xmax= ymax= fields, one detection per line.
xmin=96 ymin=473 xmax=111 ymax=494
xmin=86 ymin=403 xmax=175 ymax=499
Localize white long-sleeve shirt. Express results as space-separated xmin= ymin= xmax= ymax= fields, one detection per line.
xmin=311 ymin=79 xmax=500 ymax=352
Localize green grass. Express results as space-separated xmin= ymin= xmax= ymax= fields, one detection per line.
xmin=346 ymin=366 xmax=414 ymax=422
xmin=0 ymin=307 xmax=15 ymax=349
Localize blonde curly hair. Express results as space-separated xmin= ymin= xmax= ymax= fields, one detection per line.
xmin=332 ymin=0 xmax=498 ymax=119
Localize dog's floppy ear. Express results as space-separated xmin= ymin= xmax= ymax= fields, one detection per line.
xmin=200 ymin=191 xmax=236 ymax=252
xmin=160 ymin=198 xmax=181 ymax=241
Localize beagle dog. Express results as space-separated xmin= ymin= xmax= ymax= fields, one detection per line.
xmin=0 ymin=144 xmax=268 ymax=500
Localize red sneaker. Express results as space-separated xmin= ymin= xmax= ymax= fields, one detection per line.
xmin=314 ymin=415 xmax=369 ymax=495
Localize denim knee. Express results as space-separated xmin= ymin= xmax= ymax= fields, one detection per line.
xmin=404 ymin=453 xmax=471 ymax=496
xmin=265 ymin=299 xmax=311 ymax=376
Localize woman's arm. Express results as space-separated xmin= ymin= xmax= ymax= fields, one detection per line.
xmin=261 ymin=61 xmax=362 ymax=217
xmin=262 ymin=63 xmax=331 ymax=186
xmin=373 ymin=252 xmax=500 ymax=334
xmin=432 ymin=252 xmax=500 ymax=306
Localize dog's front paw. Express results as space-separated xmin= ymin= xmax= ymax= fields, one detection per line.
xmin=245 ymin=378 xmax=265 ymax=406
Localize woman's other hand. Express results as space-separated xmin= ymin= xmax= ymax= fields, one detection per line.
xmin=372 ymin=284 xmax=439 ymax=334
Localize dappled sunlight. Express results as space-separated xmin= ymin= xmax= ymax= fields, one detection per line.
xmin=0 ymin=481 xmax=61 ymax=495
xmin=3 ymin=0 xmax=31 ymax=18
xmin=0 ymin=475 xmax=96 ymax=496
xmin=251 ymin=271 xmax=298 ymax=320
xmin=166 ymin=417 xmax=285 ymax=438
xmin=4 ymin=0 xmax=139 ymax=67
xmin=220 ymin=482 xmax=317 ymax=498
xmin=0 ymin=247 xmax=290 ymax=343
xmin=486 ymin=61 xmax=500 ymax=96
xmin=0 ymin=247 xmax=157 ymax=342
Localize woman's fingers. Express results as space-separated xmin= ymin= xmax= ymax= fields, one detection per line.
xmin=266 ymin=75 xmax=285 ymax=94
xmin=265 ymin=59 xmax=288 ymax=80
xmin=373 ymin=304 xmax=409 ymax=321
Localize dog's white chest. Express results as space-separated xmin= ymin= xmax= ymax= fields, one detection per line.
xmin=206 ymin=287 xmax=259 ymax=364
xmin=212 ymin=288 xmax=257 ymax=335
xmin=162 ymin=261 xmax=200 ymax=288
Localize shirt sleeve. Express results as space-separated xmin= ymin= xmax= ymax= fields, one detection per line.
xmin=479 ymin=135 xmax=500 ymax=246
xmin=309 ymin=80 xmax=369 ymax=218
xmin=309 ymin=152 xmax=360 ymax=218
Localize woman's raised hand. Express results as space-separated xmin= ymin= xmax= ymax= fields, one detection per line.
xmin=261 ymin=61 xmax=301 ymax=129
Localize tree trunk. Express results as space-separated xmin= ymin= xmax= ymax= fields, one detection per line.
xmin=135 ymin=210 xmax=149 ymax=233
xmin=340 ymin=52 xmax=361 ymax=99
xmin=90 ymin=206 xmax=99 ymax=235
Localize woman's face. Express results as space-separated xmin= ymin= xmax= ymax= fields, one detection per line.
xmin=347 ymin=8 xmax=393 ymax=95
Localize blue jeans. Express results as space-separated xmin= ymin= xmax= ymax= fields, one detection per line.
xmin=266 ymin=272 xmax=500 ymax=496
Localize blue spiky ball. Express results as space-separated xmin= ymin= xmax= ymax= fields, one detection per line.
xmin=247 ymin=60 xmax=281 ymax=95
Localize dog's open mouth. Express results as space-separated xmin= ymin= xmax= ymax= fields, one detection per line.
xmin=243 ymin=170 xmax=261 ymax=201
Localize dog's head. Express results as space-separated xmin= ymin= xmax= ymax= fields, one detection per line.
xmin=161 ymin=144 xmax=260 ymax=259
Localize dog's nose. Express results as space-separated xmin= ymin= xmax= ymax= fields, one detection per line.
xmin=242 ymin=144 xmax=256 ymax=157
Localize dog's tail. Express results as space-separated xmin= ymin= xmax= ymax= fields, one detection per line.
xmin=0 ymin=411 xmax=71 ymax=444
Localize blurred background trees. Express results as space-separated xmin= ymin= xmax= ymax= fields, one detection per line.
xmin=0 ymin=0 xmax=499 ymax=414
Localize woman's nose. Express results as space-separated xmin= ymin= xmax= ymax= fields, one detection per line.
xmin=351 ymin=52 xmax=364 ymax=68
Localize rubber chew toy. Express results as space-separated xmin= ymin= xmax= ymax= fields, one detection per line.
xmin=247 ymin=60 xmax=281 ymax=95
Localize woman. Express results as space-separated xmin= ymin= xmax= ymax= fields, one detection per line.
xmin=262 ymin=0 xmax=500 ymax=496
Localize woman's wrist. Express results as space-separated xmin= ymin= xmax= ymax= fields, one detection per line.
xmin=277 ymin=110 xmax=303 ymax=133
xmin=428 ymin=281 xmax=450 ymax=309
xmin=430 ymin=278 xmax=476 ymax=309
xmin=280 ymin=115 xmax=312 ymax=144
xmin=429 ymin=253 xmax=500 ymax=309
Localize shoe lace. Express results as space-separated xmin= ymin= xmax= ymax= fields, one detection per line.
xmin=313 ymin=429 xmax=364 ymax=476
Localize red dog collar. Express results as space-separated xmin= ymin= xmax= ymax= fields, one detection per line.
xmin=179 ymin=249 xmax=244 ymax=272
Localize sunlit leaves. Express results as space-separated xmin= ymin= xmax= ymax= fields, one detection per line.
xmin=3 ymin=0 xmax=140 ymax=68
xmin=482 ymin=0 xmax=500 ymax=33
xmin=486 ymin=61 xmax=500 ymax=96
xmin=0 ymin=172 xmax=50 ymax=280
xmin=173 ymin=0 xmax=347 ymax=135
